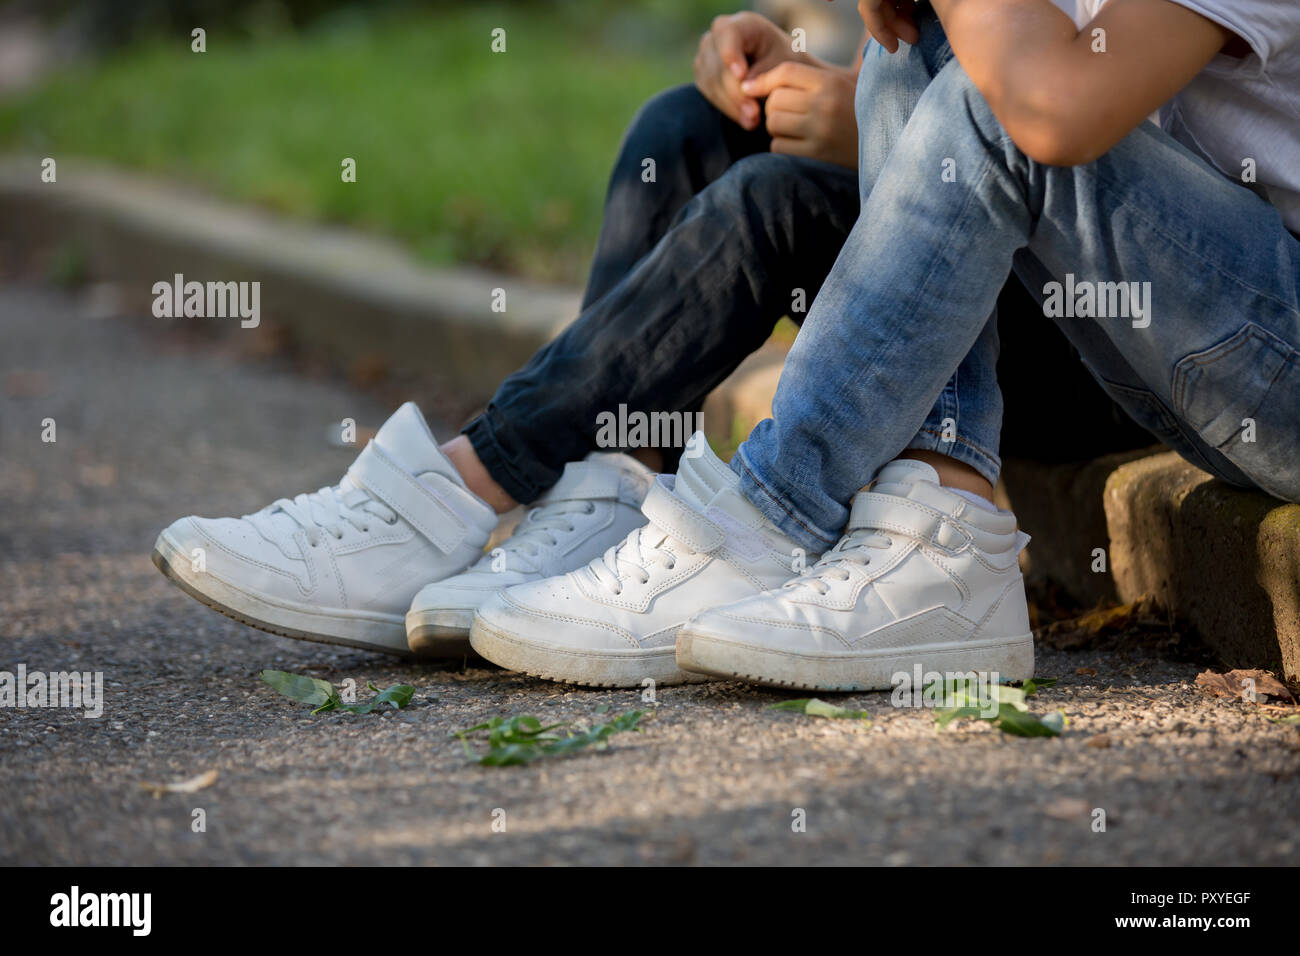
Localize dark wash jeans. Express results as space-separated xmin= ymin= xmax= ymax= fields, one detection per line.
xmin=463 ymin=83 xmax=1149 ymax=505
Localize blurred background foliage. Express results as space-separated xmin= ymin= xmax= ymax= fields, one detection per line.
xmin=0 ymin=0 xmax=747 ymax=281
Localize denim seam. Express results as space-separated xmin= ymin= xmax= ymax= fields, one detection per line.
xmin=735 ymin=454 xmax=838 ymax=549
xmin=1171 ymin=325 xmax=1295 ymax=412
xmin=913 ymin=425 xmax=1000 ymax=467
xmin=909 ymin=428 xmax=1001 ymax=484
xmin=937 ymin=364 xmax=961 ymax=457
xmin=893 ymin=120 xmax=1007 ymax=474
xmin=790 ymin=113 xmax=1003 ymax=474
xmin=740 ymin=65 xmax=1005 ymax=539
xmin=1099 ymin=379 xmax=1224 ymax=478
xmin=1176 ymin=336 xmax=1294 ymax=444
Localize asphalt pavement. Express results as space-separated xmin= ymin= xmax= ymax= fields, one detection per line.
xmin=2 ymin=282 xmax=1298 ymax=865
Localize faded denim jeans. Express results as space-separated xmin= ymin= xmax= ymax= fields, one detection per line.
xmin=733 ymin=5 xmax=1300 ymax=552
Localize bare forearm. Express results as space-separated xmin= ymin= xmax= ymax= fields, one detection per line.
xmin=928 ymin=0 xmax=1229 ymax=165
xmin=930 ymin=0 xmax=1115 ymax=162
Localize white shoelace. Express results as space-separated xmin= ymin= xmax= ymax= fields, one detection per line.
xmin=267 ymin=481 xmax=397 ymax=547
xmin=793 ymin=527 xmax=894 ymax=595
xmin=496 ymin=500 xmax=595 ymax=559
xmin=589 ymin=524 xmax=678 ymax=596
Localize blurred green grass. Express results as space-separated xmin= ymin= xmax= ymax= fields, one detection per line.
xmin=0 ymin=2 xmax=735 ymax=282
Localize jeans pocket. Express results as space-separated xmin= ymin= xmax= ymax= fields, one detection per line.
xmin=1172 ymin=321 xmax=1300 ymax=500
xmin=1092 ymin=376 xmax=1232 ymax=482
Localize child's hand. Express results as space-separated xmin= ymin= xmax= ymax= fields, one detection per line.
xmin=857 ymin=0 xmax=920 ymax=53
xmin=741 ymin=63 xmax=860 ymax=169
xmin=694 ymin=12 xmax=804 ymax=131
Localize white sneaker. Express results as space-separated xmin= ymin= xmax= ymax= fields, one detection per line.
xmin=677 ymin=459 xmax=1035 ymax=691
xmin=469 ymin=433 xmax=815 ymax=687
xmin=152 ymin=402 xmax=497 ymax=656
xmin=405 ymin=452 xmax=653 ymax=657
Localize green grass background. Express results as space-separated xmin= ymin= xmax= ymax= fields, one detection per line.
xmin=0 ymin=2 xmax=736 ymax=282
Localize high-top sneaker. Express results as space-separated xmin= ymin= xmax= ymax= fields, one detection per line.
xmin=405 ymin=452 xmax=653 ymax=657
xmin=152 ymin=402 xmax=498 ymax=656
xmin=469 ymin=433 xmax=816 ymax=687
xmin=677 ymin=458 xmax=1034 ymax=690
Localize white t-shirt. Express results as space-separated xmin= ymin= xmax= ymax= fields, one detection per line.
xmin=1052 ymin=0 xmax=1300 ymax=233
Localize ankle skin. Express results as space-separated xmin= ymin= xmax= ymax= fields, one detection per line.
xmin=440 ymin=435 xmax=518 ymax=514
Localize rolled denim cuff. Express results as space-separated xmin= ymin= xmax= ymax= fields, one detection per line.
xmin=461 ymin=408 xmax=561 ymax=506
xmin=730 ymin=449 xmax=843 ymax=554
xmin=903 ymin=426 xmax=1002 ymax=488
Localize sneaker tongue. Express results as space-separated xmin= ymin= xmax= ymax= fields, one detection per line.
xmin=584 ymin=450 xmax=654 ymax=477
xmin=371 ymin=402 xmax=464 ymax=487
xmin=538 ymin=450 xmax=653 ymax=505
xmin=871 ymin=458 xmax=941 ymax=497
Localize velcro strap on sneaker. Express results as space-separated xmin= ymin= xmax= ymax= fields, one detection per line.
xmin=639 ymin=476 xmax=724 ymax=554
xmin=847 ymin=493 xmax=971 ymax=551
xmin=536 ymin=460 xmax=623 ymax=505
xmin=347 ymin=441 xmax=467 ymax=554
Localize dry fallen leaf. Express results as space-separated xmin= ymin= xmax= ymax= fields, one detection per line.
xmin=4 ymin=370 xmax=50 ymax=398
xmin=1195 ymin=669 xmax=1295 ymax=704
xmin=1042 ymin=797 xmax=1091 ymax=821
xmin=1036 ymin=596 xmax=1172 ymax=651
xmin=1075 ymin=666 xmax=1097 ymax=677
xmin=77 ymin=463 xmax=117 ymax=488
xmin=139 ymin=769 xmax=218 ymax=799
xmin=1086 ymin=734 xmax=1112 ymax=749
xmin=1260 ymin=703 xmax=1299 ymax=717
xmin=348 ymin=354 xmax=389 ymax=388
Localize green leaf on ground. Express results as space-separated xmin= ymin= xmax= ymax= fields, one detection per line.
xmin=1268 ymin=713 xmax=1300 ymax=725
xmin=260 ymin=669 xmax=338 ymax=712
xmin=933 ymin=677 xmax=1065 ymax=737
xmin=995 ymin=705 xmax=1066 ymax=737
xmin=934 ymin=706 xmax=986 ymax=730
xmin=338 ymin=682 xmax=415 ymax=714
xmin=1022 ymin=678 xmax=1059 ymax=697
xmin=922 ymin=677 xmax=1030 ymax=711
xmin=452 ymin=710 xmax=645 ymax=765
xmin=1039 ymin=711 xmax=1067 ymax=734
xmin=991 ymin=685 xmax=1029 ymax=712
xmin=260 ymin=670 xmax=414 ymax=715
xmin=768 ymin=698 xmax=871 ymax=722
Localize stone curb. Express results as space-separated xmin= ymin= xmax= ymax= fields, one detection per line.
xmin=0 ymin=154 xmax=581 ymax=395
xmin=1105 ymin=452 xmax=1300 ymax=685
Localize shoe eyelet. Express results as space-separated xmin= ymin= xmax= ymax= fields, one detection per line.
xmin=585 ymin=504 xmax=595 ymax=514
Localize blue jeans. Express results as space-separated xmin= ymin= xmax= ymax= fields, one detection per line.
xmin=464 ymin=82 xmax=1149 ymax=505
xmin=463 ymin=85 xmax=861 ymax=503
xmin=733 ymin=5 xmax=1300 ymax=552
